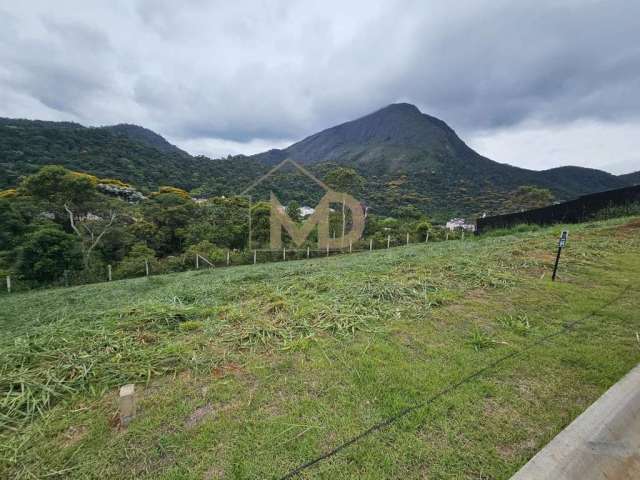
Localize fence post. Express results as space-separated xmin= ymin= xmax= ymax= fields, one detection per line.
xmin=369 ymin=239 xmax=373 ymax=251
xmin=326 ymin=245 xmax=329 ymax=257
xmin=426 ymin=232 xmax=429 ymax=243
xmin=145 ymin=259 xmax=149 ymax=276
xmin=6 ymin=275 xmax=10 ymax=293
xmin=406 ymin=232 xmax=410 ymax=245
xmin=307 ymin=246 xmax=310 ymax=259
xmin=226 ymin=251 xmax=230 ymax=266
xmin=349 ymin=241 xmax=352 ymax=253
xmin=108 ymin=265 xmax=112 ymax=281
xmin=195 ymin=254 xmax=199 ymax=269
xmin=387 ymin=235 xmax=391 ymax=249
xmin=446 ymin=232 xmax=449 ymax=241
xmin=283 ymin=248 xmax=286 ymax=261
xmin=253 ymin=250 xmax=257 ymax=265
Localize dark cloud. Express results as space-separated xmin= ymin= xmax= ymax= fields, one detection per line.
xmin=0 ymin=0 xmax=639 ymax=172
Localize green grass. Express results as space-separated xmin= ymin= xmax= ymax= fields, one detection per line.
xmin=2 ymin=216 xmax=640 ymax=479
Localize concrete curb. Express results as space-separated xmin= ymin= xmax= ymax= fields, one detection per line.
xmin=511 ymin=363 xmax=640 ymax=479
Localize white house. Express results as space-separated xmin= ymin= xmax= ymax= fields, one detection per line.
xmin=445 ymin=218 xmax=476 ymax=232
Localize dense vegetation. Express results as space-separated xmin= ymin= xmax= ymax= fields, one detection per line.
xmin=0 ymin=118 xmax=212 ymax=191
xmin=0 ymin=165 xmax=439 ymax=288
xmin=1 ymin=216 xmax=639 ymax=478
xmin=1 ymin=105 xmax=636 ymax=222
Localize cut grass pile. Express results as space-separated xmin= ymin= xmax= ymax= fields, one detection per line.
xmin=1 ymin=216 xmax=640 ymax=479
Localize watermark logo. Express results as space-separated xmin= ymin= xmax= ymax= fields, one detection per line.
xmin=241 ymin=158 xmax=365 ymax=250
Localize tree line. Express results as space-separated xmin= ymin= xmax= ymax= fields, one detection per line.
xmin=1 ymin=165 xmax=438 ymax=288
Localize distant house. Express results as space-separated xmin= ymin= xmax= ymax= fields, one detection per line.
xmin=445 ymin=218 xmax=476 ymax=232
xmin=300 ymin=206 xmax=315 ymax=217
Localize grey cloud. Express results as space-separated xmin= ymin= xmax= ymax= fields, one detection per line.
xmin=0 ymin=0 xmax=639 ymax=172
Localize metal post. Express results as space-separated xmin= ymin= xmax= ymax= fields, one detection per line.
xmin=283 ymin=248 xmax=286 ymax=261
xmin=307 ymin=246 xmax=310 ymax=259
xmin=145 ymin=259 xmax=149 ymax=276
xmin=253 ymin=250 xmax=257 ymax=265
xmin=108 ymin=265 xmax=112 ymax=281
xmin=349 ymin=241 xmax=352 ymax=253
xmin=6 ymin=275 xmax=10 ymax=293
xmin=426 ymin=232 xmax=429 ymax=243
xmin=552 ymin=230 xmax=569 ymax=281
xmin=341 ymin=194 xmax=346 ymax=251
xmin=326 ymin=245 xmax=330 ymax=257
xmin=196 ymin=254 xmax=199 ymax=269
xmin=552 ymin=246 xmax=562 ymax=281
xmin=406 ymin=232 xmax=409 ymax=245
xmin=387 ymin=235 xmax=391 ymax=249
xmin=226 ymin=251 xmax=230 ymax=266
xmin=369 ymin=239 xmax=373 ymax=251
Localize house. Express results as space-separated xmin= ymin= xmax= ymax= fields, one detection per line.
xmin=300 ymin=206 xmax=315 ymax=217
xmin=445 ymin=218 xmax=476 ymax=232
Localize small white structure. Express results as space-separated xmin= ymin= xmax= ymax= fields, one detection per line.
xmin=300 ymin=206 xmax=315 ymax=217
xmin=445 ymin=218 xmax=476 ymax=232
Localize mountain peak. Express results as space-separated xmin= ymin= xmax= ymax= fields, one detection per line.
xmin=271 ymin=102 xmax=468 ymax=165
xmin=375 ymin=103 xmax=421 ymax=115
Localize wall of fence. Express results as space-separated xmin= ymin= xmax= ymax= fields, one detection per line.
xmin=2 ymin=229 xmax=473 ymax=293
xmin=476 ymin=184 xmax=640 ymax=234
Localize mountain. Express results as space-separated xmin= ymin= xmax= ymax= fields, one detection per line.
xmin=0 ymin=118 xmax=213 ymax=190
xmin=0 ymin=105 xmax=636 ymax=220
xmin=620 ymin=171 xmax=640 ymax=185
xmin=101 ymin=124 xmax=189 ymax=157
xmin=245 ymin=104 xmax=630 ymax=217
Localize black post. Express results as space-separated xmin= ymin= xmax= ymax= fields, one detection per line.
xmin=551 ymin=246 xmax=562 ymax=281
xmin=552 ymin=230 xmax=568 ymax=282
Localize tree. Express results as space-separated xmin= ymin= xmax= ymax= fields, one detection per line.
xmin=250 ymin=202 xmax=271 ymax=247
xmin=414 ymin=220 xmax=432 ymax=240
xmin=0 ymin=198 xmax=27 ymax=251
xmin=17 ymin=227 xmax=82 ymax=282
xmin=20 ymin=166 xmax=97 ymax=216
xmin=286 ymin=200 xmax=302 ymax=223
xmin=64 ymin=203 xmax=117 ymax=268
xmin=141 ymin=192 xmax=195 ymax=255
xmin=324 ymin=167 xmax=365 ymax=194
xmin=114 ymin=243 xmax=156 ymax=278
xmin=507 ymin=186 xmax=554 ymax=212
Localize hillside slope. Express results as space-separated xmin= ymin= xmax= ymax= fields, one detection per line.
xmin=101 ymin=124 xmax=190 ymax=157
xmin=1 ymin=217 xmax=640 ymax=478
xmin=620 ymin=171 xmax=640 ymax=185
xmin=250 ymin=104 xmax=629 ymax=205
xmin=0 ymin=118 xmax=212 ymax=190
xmin=1 ymin=107 xmax=635 ymax=219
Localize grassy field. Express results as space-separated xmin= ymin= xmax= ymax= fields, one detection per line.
xmin=2 ymin=217 xmax=640 ymax=479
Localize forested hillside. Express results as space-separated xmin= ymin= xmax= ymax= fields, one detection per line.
xmin=620 ymin=171 xmax=640 ymax=185
xmin=0 ymin=118 xmax=213 ymax=191
xmin=1 ymin=105 xmax=635 ymax=220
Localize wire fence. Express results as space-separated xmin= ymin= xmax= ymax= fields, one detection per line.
xmin=2 ymin=229 xmax=475 ymax=294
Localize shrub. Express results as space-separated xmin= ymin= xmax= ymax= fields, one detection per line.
xmin=17 ymin=227 xmax=83 ymax=282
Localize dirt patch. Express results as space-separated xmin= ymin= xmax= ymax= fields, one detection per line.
xmin=185 ymin=400 xmax=243 ymax=429
xmin=185 ymin=403 xmax=215 ymax=429
xmin=212 ymin=362 xmax=245 ymax=379
xmin=60 ymin=425 xmax=88 ymax=448
xmin=612 ymin=219 xmax=640 ymax=237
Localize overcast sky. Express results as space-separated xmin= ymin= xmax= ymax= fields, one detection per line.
xmin=1 ymin=0 xmax=639 ymax=174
